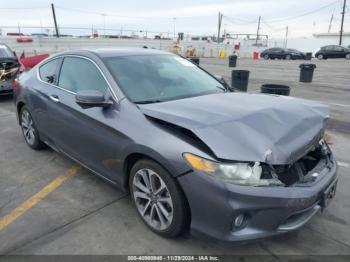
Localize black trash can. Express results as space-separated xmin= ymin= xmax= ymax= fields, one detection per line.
xmin=299 ymin=63 xmax=316 ymax=83
xmin=228 ymin=55 xmax=237 ymax=67
xmin=305 ymin=52 xmax=312 ymax=60
xmin=190 ymin=57 xmax=200 ymax=65
xmin=231 ymin=70 xmax=249 ymax=92
xmin=261 ymin=84 xmax=290 ymax=96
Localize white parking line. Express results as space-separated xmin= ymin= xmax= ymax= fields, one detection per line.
xmin=324 ymin=102 xmax=350 ymax=109
xmin=337 ymin=161 xmax=350 ymax=168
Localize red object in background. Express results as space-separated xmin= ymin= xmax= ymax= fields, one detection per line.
xmin=234 ymin=44 xmax=240 ymax=50
xmin=253 ymin=52 xmax=260 ymax=60
xmin=16 ymin=38 xmax=33 ymax=43
xmin=20 ymin=54 xmax=49 ymax=69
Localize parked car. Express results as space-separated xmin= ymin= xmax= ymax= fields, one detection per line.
xmin=0 ymin=43 xmax=20 ymax=95
xmin=14 ymin=48 xmax=337 ymax=242
xmin=315 ymin=45 xmax=350 ymax=60
xmin=260 ymin=48 xmax=306 ymax=60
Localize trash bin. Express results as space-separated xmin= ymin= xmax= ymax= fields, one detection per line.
xmin=231 ymin=70 xmax=249 ymax=92
xmin=228 ymin=55 xmax=237 ymax=67
xmin=299 ymin=63 xmax=316 ymax=83
xmin=305 ymin=52 xmax=312 ymax=60
xmin=261 ymin=84 xmax=290 ymax=96
xmin=190 ymin=57 xmax=200 ymax=65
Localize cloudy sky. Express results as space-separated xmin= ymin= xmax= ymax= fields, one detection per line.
xmin=0 ymin=0 xmax=348 ymax=38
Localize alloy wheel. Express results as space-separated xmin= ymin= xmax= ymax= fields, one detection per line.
xmin=285 ymin=54 xmax=291 ymax=60
xmin=132 ymin=168 xmax=174 ymax=231
xmin=317 ymin=54 xmax=324 ymax=60
xmin=21 ymin=110 xmax=36 ymax=146
xmin=346 ymin=54 xmax=350 ymax=60
xmin=263 ymin=54 xmax=269 ymax=60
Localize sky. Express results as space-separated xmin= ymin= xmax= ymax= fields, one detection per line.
xmin=0 ymin=0 xmax=348 ymax=38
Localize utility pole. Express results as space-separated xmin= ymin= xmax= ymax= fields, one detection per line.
xmin=339 ymin=0 xmax=347 ymax=45
xmin=217 ymin=12 xmax=223 ymax=44
xmin=256 ymin=16 xmax=261 ymax=46
xmin=101 ymin=14 xmax=107 ymax=38
xmin=285 ymin=26 xmax=289 ymax=48
xmin=173 ymin=17 xmax=176 ymax=40
xmin=51 ymin=3 xmax=59 ymax=38
xmin=328 ymin=13 xmax=334 ymax=33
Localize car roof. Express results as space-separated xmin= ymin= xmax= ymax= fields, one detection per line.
xmin=53 ymin=47 xmax=172 ymax=59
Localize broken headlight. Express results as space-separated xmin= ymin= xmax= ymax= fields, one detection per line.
xmin=183 ymin=153 xmax=282 ymax=186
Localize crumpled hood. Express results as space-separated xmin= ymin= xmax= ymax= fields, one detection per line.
xmin=139 ymin=93 xmax=330 ymax=165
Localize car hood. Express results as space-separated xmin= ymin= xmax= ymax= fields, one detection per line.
xmin=139 ymin=93 xmax=330 ymax=165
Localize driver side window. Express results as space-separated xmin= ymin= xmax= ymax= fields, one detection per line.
xmin=58 ymin=57 xmax=109 ymax=94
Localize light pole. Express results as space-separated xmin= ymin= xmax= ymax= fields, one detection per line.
xmin=173 ymin=17 xmax=176 ymax=40
xmin=101 ymin=13 xmax=107 ymax=38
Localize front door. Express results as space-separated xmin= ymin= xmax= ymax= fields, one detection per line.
xmin=44 ymin=56 xmax=126 ymax=183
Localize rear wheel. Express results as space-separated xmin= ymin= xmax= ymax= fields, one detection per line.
xmin=20 ymin=107 xmax=46 ymax=150
xmin=263 ymin=54 xmax=269 ymax=60
xmin=345 ymin=54 xmax=350 ymax=60
xmin=317 ymin=54 xmax=324 ymax=60
xmin=129 ymin=159 xmax=189 ymax=237
xmin=285 ymin=54 xmax=291 ymax=60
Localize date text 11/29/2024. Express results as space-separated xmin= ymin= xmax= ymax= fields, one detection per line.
xmin=127 ymin=255 xmax=219 ymax=261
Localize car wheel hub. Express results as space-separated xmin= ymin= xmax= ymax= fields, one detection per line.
xmin=21 ymin=110 xmax=35 ymax=145
xmin=133 ymin=168 xmax=173 ymax=231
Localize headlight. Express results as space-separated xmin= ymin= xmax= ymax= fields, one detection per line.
xmin=183 ymin=153 xmax=282 ymax=186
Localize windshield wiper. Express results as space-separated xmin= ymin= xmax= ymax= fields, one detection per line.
xmin=216 ymin=85 xmax=227 ymax=92
xmin=134 ymin=99 xmax=164 ymax=104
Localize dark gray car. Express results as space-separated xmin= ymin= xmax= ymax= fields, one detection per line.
xmin=13 ymin=48 xmax=337 ymax=242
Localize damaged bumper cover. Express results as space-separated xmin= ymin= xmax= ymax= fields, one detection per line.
xmin=177 ymin=150 xmax=337 ymax=242
xmin=0 ymin=59 xmax=20 ymax=95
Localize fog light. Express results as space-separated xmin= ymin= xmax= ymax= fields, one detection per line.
xmin=232 ymin=213 xmax=247 ymax=231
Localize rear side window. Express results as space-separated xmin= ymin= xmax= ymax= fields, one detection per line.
xmin=39 ymin=58 xmax=61 ymax=84
xmin=58 ymin=57 xmax=109 ymax=94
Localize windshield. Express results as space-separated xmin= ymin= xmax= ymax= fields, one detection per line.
xmin=104 ymin=54 xmax=225 ymax=103
xmin=0 ymin=45 xmax=15 ymax=59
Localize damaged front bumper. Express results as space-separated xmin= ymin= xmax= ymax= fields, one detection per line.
xmin=177 ymin=151 xmax=337 ymax=243
xmin=0 ymin=60 xmax=20 ymax=95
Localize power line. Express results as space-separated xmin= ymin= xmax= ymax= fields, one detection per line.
xmin=261 ymin=19 xmax=287 ymax=32
xmin=0 ymin=6 xmax=48 ymax=10
xmin=222 ymin=15 xmax=257 ymax=25
xmin=55 ymin=6 xmax=214 ymax=20
xmin=264 ymin=0 xmax=340 ymax=23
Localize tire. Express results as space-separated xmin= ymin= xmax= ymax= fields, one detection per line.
xmin=317 ymin=54 xmax=324 ymax=60
xmin=129 ymin=159 xmax=189 ymax=237
xmin=285 ymin=54 xmax=291 ymax=60
xmin=20 ymin=106 xmax=46 ymax=150
xmin=346 ymin=54 xmax=350 ymax=60
xmin=263 ymin=54 xmax=269 ymax=60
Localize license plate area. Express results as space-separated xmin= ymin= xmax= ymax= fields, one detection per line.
xmin=321 ymin=179 xmax=337 ymax=209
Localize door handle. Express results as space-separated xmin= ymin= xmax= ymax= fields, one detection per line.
xmin=49 ymin=95 xmax=60 ymax=103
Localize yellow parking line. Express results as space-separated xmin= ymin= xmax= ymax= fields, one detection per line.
xmin=0 ymin=164 xmax=81 ymax=232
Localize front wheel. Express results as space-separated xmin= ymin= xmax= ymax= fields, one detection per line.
xmin=20 ymin=106 xmax=46 ymax=150
xmin=345 ymin=54 xmax=350 ymax=60
xmin=129 ymin=159 xmax=189 ymax=237
xmin=263 ymin=54 xmax=269 ymax=60
xmin=317 ymin=54 xmax=324 ymax=60
xmin=285 ymin=54 xmax=291 ymax=60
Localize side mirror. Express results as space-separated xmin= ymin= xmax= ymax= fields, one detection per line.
xmin=75 ymin=90 xmax=113 ymax=109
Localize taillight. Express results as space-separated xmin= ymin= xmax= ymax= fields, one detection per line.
xmin=13 ymin=78 xmax=19 ymax=93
